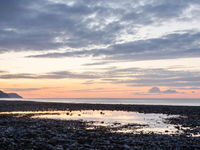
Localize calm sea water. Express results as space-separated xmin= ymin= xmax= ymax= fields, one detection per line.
xmin=1 ymin=98 xmax=200 ymax=106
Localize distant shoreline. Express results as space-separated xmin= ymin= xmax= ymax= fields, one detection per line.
xmin=0 ymin=100 xmax=200 ymax=115
xmin=1 ymin=98 xmax=200 ymax=106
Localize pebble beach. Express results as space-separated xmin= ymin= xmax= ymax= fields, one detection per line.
xmin=0 ymin=100 xmax=200 ymax=149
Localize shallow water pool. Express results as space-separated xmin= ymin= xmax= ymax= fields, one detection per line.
xmin=0 ymin=110 xmax=181 ymax=135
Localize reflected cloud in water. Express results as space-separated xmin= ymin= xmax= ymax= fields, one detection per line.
xmin=0 ymin=110 xmax=183 ymax=135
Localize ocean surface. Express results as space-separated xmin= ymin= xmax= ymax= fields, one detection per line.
xmin=1 ymin=98 xmax=200 ymax=106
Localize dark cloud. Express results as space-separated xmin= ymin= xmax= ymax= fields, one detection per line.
xmin=0 ymin=71 xmax=100 ymax=79
xmin=148 ymin=87 xmax=182 ymax=94
xmin=29 ymin=31 xmax=200 ymax=61
xmin=149 ymin=87 xmax=161 ymax=93
xmin=0 ymin=0 xmax=200 ymax=57
xmin=0 ymin=0 xmax=123 ymax=52
xmin=163 ymin=89 xmax=180 ymax=94
xmin=0 ymin=73 xmax=36 ymax=79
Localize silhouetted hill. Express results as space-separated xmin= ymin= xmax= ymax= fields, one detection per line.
xmin=7 ymin=93 xmax=23 ymax=98
xmin=0 ymin=90 xmax=23 ymax=98
xmin=0 ymin=91 xmax=10 ymax=98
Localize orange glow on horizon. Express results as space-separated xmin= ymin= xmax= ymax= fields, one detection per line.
xmin=1 ymin=79 xmax=199 ymax=98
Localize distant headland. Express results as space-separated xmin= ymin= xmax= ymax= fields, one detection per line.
xmin=0 ymin=90 xmax=23 ymax=98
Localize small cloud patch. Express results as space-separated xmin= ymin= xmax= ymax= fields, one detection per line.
xmin=149 ymin=87 xmax=161 ymax=93
xmin=148 ymin=87 xmax=183 ymax=94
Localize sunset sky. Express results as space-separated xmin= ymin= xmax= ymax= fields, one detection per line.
xmin=0 ymin=0 xmax=200 ymax=98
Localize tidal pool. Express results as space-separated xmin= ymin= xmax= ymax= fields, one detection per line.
xmin=0 ymin=110 xmax=181 ymax=135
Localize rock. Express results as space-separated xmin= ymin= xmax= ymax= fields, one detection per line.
xmin=123 ymin=144 xmax=130 ymax=149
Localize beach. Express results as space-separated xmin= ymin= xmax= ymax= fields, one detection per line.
xmin=0 ymin=100 xmax=200 ymax=149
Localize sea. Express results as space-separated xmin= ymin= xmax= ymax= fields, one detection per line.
xmin=1 ymin=98 xmax=200 ymax=106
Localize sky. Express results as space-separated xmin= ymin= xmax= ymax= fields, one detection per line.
xmin=0 ymin=0 xmax=200 ymax=98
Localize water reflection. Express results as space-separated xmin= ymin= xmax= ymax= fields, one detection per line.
xmin=0 ymin=110 xmax=181 ymax=135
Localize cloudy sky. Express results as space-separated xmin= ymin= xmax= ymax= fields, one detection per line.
xmin=0 ymin=0 xmax=200 ymax=98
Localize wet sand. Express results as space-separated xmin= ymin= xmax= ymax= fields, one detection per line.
xmin=0 ymin=100 xmax=200 ymax=149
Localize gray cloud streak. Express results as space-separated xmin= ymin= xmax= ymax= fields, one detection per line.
xmin=1 ymin=67 xmax=200 ymax=88
xmin=4 ymin=87 xmax=63 ymax=92
xmin=0 ymin=71 xmax=100 ymax=79
xmin=28 ymin=31 xmax=200 ymax=61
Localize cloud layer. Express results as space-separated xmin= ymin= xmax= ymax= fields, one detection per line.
xmin=1 ymin=67 xmax=200 ymax=87
xmin=29 ymin=32 xmax=200 ymax=61
xmin=1 ymin=0 xmax=200 ymax=61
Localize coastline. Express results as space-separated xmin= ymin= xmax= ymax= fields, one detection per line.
xmin=0 ymin=100 xmax=200 ymax=149
xmin=1 ymin=100 xmax=200 ymax=115
xmin=1 ymin=98 xmax=200 ymax=106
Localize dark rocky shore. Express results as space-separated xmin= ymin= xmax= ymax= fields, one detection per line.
xmin=0 ymin=100 xmax=200 ymax=149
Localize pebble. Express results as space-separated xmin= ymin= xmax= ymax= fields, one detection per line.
xmin=0 ymin=101 xmax=200 ymax=149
